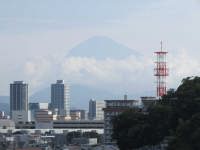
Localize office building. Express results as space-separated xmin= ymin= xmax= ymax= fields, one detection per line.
xmin=29 ymin=102 xmax=49 ymax=110
xmin=51 ymin=80 xmax=70 ymax=116
xmin=96 ymin=101 xmax=105 ymax=120
xmin=29 ymin=102 xmax=49 ymax=121
xmin=12 ymin=110 xmax=31 ymax=123
xmin=103 ymin=95 xmax=138 ymax=144
xmin=88 ymin=99 xmax=105 ymax=120
xmin=35 ymin=109 xmax=54 ymax=129
xmin=70 ymin=109 xmax=86 ymax=120
xmin=88 ymin=99 xmax=96 ymax=120
xmin=10 ymin=81 xmax=28 ymax=117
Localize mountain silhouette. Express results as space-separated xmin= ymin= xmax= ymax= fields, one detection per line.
xmin=67 ymin=36 xmax=139 ymax=59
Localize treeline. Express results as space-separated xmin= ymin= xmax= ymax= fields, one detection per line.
xmin=112 ymin=76 xmax=200 ymax=150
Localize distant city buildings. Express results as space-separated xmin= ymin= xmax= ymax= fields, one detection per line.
xmin=88 ymin=99 xmax=96 ymax=120
xmin=103 ymin=95 xmax=138 ymax=144
xmin=29 ymin=102 xmax=49 ymax=121
xmin=51 ymin=80 xmax=70 ymax=117
xmin=96 ymin=101 xmax=105 ymax=120
xmin=0 ymin=119 xmax=15 ymax=129
xmin=70 ymin=109 xmax=86 ymax=120
xmin=6 ymin=80 xmax=148 ymax=147
xmin=12 ymin=110 xmax=31 ymax=123
xmin=0 ymin=111 xmax=9 ymax=119
xmin=88 ymin=99 xmax=105 ymax=120
xmin=35 ymin=109 xmax=54 ymax=129
xmin=10 ymin=81 xmax=28 ymax=116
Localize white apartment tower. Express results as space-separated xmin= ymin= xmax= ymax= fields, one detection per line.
xmin=88 ymin=99 xmax=105 ymax=120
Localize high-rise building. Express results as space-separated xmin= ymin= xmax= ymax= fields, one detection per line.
xmin=10 ymin=81 xmax=28 ymax=117
xmin=96 ymin=101 xmax=105 ymax=120
xmin=88 ymin=99 xmax=105 ymax=120
xmin=88 ymin=99 xmax=96 ymax=120
xmin=51 ymin=80 xmax=70 ymax=116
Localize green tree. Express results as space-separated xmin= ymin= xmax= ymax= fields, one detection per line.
xmin=168 ymin=113 xmax=200 ymax=150
xmin=113 ymin=76 xmax=200 ymax=149
xmin=112 ymin=109 xmax=150 ymax=150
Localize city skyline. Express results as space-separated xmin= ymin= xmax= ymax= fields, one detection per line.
xmin=1 ymin=0 xmax=200 ymax=102
xmin=0 ymin=1 xmax=200 ymax=149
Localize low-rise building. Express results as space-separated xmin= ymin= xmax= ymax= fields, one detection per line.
xmin=12 ymin=110 xmax=31 ymax=123
xmin=35 ymin=109 xmax=54 ymax=129
xmin=29 ymin=102 xmax=49 ymax=121
xmin=70 ymin=109 xmax=86 ymax=120
xmin=141 ymin=97 xmax=157 ymax=111
xmin=103 ymin=95 xmax=138 ymax=144
xmin=53 ymin=120 xmax=104 ymax=129
xmin=0 ymin=119 xmax=15 ymax=129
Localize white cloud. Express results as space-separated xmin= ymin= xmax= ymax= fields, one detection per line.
xmin=22 ymin=55 xmax=154 ymax=96
xmin=20 ymin=47 xmax=200 ymax=97
xmin=23 ymin=56 xmax=53 ymax=93
xmin=168 ymin=49 xmax=200 ymax=89
xmin=61 ymin=55 xmax=153 ymax=88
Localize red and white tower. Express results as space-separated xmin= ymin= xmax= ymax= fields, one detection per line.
xmin=154 ymin=41 xmax=169 ymax=98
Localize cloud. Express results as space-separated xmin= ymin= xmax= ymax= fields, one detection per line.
xmin=22 ymin=54 xmax=154 ymax=96
xmin=23 ymin=56 xmax=53 ymax=92
xmin=61 ymin=56 xmax=151 ymax=84
xmin=168 ymin=49 xmax=200 ymax=89
xmin=21 ymin=47 xmax=200 ymax=98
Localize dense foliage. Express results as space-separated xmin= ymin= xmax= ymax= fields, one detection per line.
xmin=112 ymin=76 xmax=200 ymax=150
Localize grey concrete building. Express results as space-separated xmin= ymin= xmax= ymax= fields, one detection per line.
xmin=88 ymin=99 xmax=96 ymax=120
xmin=51 ymin=80 xmax=70 ymax=116
xmin=10 ymin=81 xmax=28 ymax=117
xmin=103 ymin=96 xmax=138 ymax=144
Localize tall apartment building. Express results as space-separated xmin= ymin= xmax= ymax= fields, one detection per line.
xmin=88 ymin=99 xmax=96 ymax=120
xmin=103 ymin=96 xmax=138 ymax=144
xmin=10 ymin=81 xmax=28 ymax=118
xmin=88 ymin=99 xmax=105 ymax=120
xmin=51 ymin=80 xmax=70 ymax=116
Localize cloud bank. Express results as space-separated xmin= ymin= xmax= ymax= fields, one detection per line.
xmin=23 ymin=54 xmax=154 ymax=96
xmin=22 ymin=47 xmax=200 ymax=99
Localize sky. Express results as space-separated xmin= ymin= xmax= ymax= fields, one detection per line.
xmin=1 ymin=0 xmax=200 ymax=98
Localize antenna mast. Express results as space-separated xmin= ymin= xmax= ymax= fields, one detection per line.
xmin=154 ymin=41 xmax=169 ymax=98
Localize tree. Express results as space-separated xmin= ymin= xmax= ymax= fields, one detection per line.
xmin=148 ymin=104 xmax=176 ymax=144
xmin=168 ymin=113 xmax=200 ymax=150
xmin=112 ymin=109 xmax=150 ymax=150
xmin=176 ymin=76 xmax=200 ymax=99
xmin=112 ymin=76 xmax=200 ymax=149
